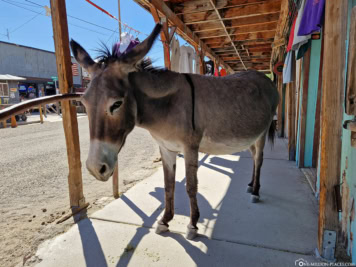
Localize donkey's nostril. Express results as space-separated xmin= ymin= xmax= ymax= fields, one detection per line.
xmin=99 ymin=164 xmax=107 ymax=175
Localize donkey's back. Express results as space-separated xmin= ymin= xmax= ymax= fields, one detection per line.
xmin=192 ymin=70 xmax=279 ymax=155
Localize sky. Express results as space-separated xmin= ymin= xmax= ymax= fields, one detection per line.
xmin=0 ymin=0 xmax=170 ymax=67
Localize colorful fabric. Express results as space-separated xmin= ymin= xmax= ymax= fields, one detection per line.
xmin=220 ymin=69 xmax=227 ymax=76
xmin=287 ymin=13 xmax=298 ymax=52
xmin=292 ymin=0 xmax=311 ymax=50
xmin=296 ymin=40 xmax=311 ymax=60
xmin=113 ymin=32 xmax=140 ymax=57
xmin=297 ymin=0 xmax=325 ymax=36
xmin=283 ymin=51 xmax=293 ymax=84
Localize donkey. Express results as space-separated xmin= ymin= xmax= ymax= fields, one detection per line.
xmin=70 ymin=24 xmax=279 ymax=240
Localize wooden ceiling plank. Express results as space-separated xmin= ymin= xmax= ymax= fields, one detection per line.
xmin=184 ymin=1 xmax=281 ymax=24
xmin=208 ymin=0 xmax=247 ymax=69
xmin=191 ymin=12 xmax=279 ymax=32
xmin=204 ymin=31 xmax=276 ymax=45
xmin=198 ymin=22 xmax=277 ymax=39
xmin=133 ymin=0 xmax=233 ymax=72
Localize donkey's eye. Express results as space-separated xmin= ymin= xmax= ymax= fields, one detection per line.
xmin=110 ymin=101 xmax=123 ymax=114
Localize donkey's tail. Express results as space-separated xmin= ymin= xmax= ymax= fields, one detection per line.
xmin=268 ymin=119 xmax=276 ymax=146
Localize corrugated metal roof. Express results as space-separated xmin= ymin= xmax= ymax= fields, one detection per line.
xmin=0 ymin=74 xmax=26 ymax=81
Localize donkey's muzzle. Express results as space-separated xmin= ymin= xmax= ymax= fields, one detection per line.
xmin=86 ymin=140 xmax=118 ymax=182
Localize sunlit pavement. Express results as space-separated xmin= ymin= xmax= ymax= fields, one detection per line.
xmin=34 ymin=138 xmax=319 ymax=267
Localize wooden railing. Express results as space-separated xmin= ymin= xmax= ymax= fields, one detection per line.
xmin=0 ymin=93 xmax=120 ymax=214
xmin=1 ymin=103 xmax=46 ymax=128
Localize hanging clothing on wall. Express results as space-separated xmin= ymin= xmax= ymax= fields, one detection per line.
xmin=179 ymin=45 xmax=195 ymax=73
xmin=170 ymin=37 xmax=180 ymax=72
xmin=297 ymin=0 xmax=325 ymax=36
xmin=287 ymin=13 xmax=298 ymax=52
xmin=292 ymin=0 xmax=311 ymax=50
xmin=283 ymin=51 xmax=294 ymax=84
xmin=220 ymin=68 xmax=227 ymax=77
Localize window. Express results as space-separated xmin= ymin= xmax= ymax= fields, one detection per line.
xmin=0 ymin=83 xmax=9 ymax=97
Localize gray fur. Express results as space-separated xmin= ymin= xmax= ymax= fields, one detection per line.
xmin=71 ymin=24 xmax=279 ymax=239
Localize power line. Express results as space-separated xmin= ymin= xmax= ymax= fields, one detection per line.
xmin=0 ymin=0 xmax=117 ymax=34
xmin=0 ymin=0 xmax=42 ymax=13
xmin=69 ymin=22 xmax=110 ymax=36
xmin=5 ymin=0 xmax=41 ymax=8
xmin=10 ymin=11 xmax=43 ymax=34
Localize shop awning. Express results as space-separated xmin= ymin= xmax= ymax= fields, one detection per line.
xmin=0 ymin=74 xmax=26 ymax=81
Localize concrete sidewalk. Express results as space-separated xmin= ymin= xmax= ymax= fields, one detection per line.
xmin=34 ymin=138 xmax=319 ymax=267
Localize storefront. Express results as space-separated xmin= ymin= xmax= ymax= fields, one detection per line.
xmin=0 ymin=74 xmax=26 ymax=105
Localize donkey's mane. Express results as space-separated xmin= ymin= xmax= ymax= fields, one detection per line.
xmin=95 ymin=42 xmax=166 ymax=74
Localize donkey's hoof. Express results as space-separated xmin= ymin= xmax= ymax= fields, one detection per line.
xmin=155 ymin=223 xmax=169 ymax=234
xmin=246 ymin=186 xmax=253 ymax=193
xmin=185 ymin=226 xmax=198 ymax=240
xmin=251 ymin=195 xmax=260 ymax=203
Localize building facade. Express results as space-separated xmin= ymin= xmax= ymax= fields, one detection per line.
xmin=0 ymin=41 xmax=83 ymax=105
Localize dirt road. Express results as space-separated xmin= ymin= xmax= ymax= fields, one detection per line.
xmin=0 ymin=117 xmax=160 ymax=267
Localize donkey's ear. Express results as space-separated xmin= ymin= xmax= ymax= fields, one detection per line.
xmin=122 ymin=24 xmax=162 ymax=65
xmin=70 ymin=39 xmax=97 ymax=74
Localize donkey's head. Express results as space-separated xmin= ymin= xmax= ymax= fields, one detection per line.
xmin=70 ymin=24 xmax=162 ymax=181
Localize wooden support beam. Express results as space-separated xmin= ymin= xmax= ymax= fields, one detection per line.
xmin=193 ymin=45 xmax=206 ymax=74
xmin=10 ymin=116 xmax=17 ymax=128
xmin=39 ymin=105 xmax=44 ymax=124
xmin=271 ymin=0 xmax=288 ymax=63
xmin=312 ymin=32 xmax=324 ymax=168
xmin=50 ymin=0 xmax=85 ymax=208
xmin=183 ymin=1 xmax=281 ymax=25
xmin=113 ymin=165 xmax=119 ymax=198
xmin=276 ymin=53 xmax=284 ymax=137
xmin=150 ymin=6 xmax=171 ymax=69
xmin=209 ymin=0 xmax=246 ymax=70
xmin=134 ymin=0 xmax=233 ymax=73
xmin=287 ymin=81 xmax=296 ymax=161
xmin=298 ymin=46 xmax=311 ymax=168
xmin=345 ymin=7 xmax=356 ymax=115
xmin=204 ymin=31 xmax=276 ymax=45
xmin=190 ymin=12 xmax=280 ymax=33
xmin=318 ymin=0 xmax=348 ymax=256
xmin=173 ymin=0 xmax=277 ymax=14
xmin=197 ymin=21 xmax=277 ymax=39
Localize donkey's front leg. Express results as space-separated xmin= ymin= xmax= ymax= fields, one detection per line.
xmin=184 ymin=148 xmax=200 ymax=240
xmin=156 ymin=146 xmax=177 ymax=234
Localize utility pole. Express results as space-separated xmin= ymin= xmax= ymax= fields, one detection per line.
xmin=113 ymin=0 xmax=122 ymax=199
xmin=118 ymin=0 xmax=122 ymax=41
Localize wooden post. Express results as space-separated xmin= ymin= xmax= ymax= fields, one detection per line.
xmin=287 ymin=81 xmax=296 ymax=161
xmin=39 ymin=105 xmax=44 ymax=123
xmin=113 ymin=164 xmax=119 ymax=198
xmin=10 ymin=116 xmax=17 ymax=128
xmin=193 ymin=44 xmax=205 ymax=75
xmin=150 ymin=6 xmax=171 ymax=70
xmin=1 ymin=120 xmax=6 ymax=128
xmin=312 ymin=32 xmax=324 ymax=168
xmin=318 ymin=0 xmax=348 ymax=256
xmin=277 ymin=50 xmax=284 ymax=137
xmin=50 ymin=0 xmax=85 ymax=208
xmin=298 ymin=45 xmax=311 ymax=168
xmin=277 ymin=75 xmax=284 ymax=137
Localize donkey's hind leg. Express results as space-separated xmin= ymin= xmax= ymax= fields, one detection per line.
xmin=184 ymin=147 xmax=200 ymax=240
xmin=247 ymin=144 xmax=256 ymax=194
xmin=156 ymin=146 xmax=177 ymax=234
xmin=249 ymin=132 xmax=267 ymax=203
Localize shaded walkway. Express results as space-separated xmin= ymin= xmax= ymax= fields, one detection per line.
xmin=35 ymin=138 xmax=319 ymax=267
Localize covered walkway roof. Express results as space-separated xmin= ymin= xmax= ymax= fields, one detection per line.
xmin=134 ymin=0 xmax=286 ymax=73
